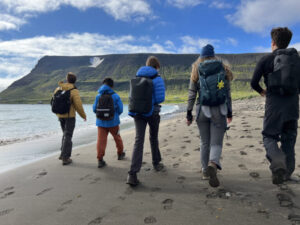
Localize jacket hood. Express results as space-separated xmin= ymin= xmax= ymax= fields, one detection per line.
xmin=58 ymin=81 xmax=75 ymax=90
xmin=136 ymin=66 xmax=158 ymax=77
xmin=98 ymin=84 xmax=114 ymax=94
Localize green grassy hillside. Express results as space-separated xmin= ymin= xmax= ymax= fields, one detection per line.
xmin=0 ymin=53 xmax=266 ymax=104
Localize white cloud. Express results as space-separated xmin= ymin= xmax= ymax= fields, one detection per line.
xmin=0 ymin=0 xmax=152 ymax=30
xmin=227 ymin=0 xmax=300 ymax=33
xmin=226 ymin=37 xmax=238 ymax=46
xmin=0 ymin=14 xmax=26 ymax=31
xmin=167 ymin=0 xmax=203 ymax=8
xmin=0 ymin=33 xmax=172 ymax=90
xmin=179 ymin=36 xmax=219 ymax=53
xmin=210 ymin=1 xmax=232 ymax=9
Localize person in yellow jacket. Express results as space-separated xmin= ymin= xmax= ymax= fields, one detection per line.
xmin=54 ymin=72 xmax=87 ymax=165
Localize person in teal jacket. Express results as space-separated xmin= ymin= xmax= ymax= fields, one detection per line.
xmin=93 ymin=78 xmax=125 ymax=168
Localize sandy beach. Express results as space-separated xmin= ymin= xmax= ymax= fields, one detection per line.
xmin=0 ymin=97 xmax=300 ymax=225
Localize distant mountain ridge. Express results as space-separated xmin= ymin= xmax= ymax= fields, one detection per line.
xmin=0 ymin=53 xmax=267 ymax=104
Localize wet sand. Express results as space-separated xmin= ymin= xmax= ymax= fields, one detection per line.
xmin=0 ymin=97 xmax=299 ymax=225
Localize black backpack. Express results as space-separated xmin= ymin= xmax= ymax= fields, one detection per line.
xmin=96 ymin=92 xmax=115 ymax=120
xmin=50 ymin=87 xmax=76 ymax=114
xmin=268 ymin=48 xmax=300 ymax=95
xmin=128 ymin=75 xmax=157 ymax=114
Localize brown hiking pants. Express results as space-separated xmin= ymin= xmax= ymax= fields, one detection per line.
xmin=97 ymin=126 xmax=124 ymax=160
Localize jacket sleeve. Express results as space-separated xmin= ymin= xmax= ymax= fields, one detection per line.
xmin=115 ymin=94 xmax=123 ymax=115
xmin=251 ymin=58 xmax=264 ymax=94
xmin=153 ymin=76 xmax=165 ymax=104
xmin=72 ymin=89 xmax=87 ymax=120
xmin=93 ymin=95 xmax=99 ymax=113
xmin=187 ymin=79 xmax=199 ymax=111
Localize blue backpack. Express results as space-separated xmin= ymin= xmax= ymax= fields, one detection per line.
xmin=198 ymin=60 xmax=228 ymax=106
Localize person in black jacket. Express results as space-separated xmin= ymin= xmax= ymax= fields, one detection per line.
xmin=251 ymin=27 xmax=300 ymax=184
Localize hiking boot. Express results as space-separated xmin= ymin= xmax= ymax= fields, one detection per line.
xmin=118 ymin=152 xmax=126 ymax=160
xmin=58 ymin=156 xmax=62 ymax=160
xmin=207 ymin=163 xmax=220 ymax=187
xmin=98 ymin=159 xmax=106 ymax=168
xmin=272 ymin=168 xmax=286 ymax=185
xmin=153 ymin=162 xmax=164 ymax=172
xmin=62 ymin=158 xmax=72 ymax=166
xmin=202 ymin=169 xmax=210 ymax=180
xmin=126 ymin=173 xmax=139 ymax=187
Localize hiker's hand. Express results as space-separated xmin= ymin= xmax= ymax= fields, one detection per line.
xmin=260 ymin=89 xmax=266 ymax=97
xmin=186 ymin=119 xmax=193 ymax=126
xmin=227 ymin=117 xmax=232 ymax=124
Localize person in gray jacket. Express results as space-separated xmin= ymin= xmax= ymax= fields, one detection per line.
xmin=186 ymin=44 xmax=233 ymax=187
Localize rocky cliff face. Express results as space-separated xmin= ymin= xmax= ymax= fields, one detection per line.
xmin=0 ymin=53 xmax=266 ymax=103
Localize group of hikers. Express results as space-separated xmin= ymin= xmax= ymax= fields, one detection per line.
xmin=51 ymin=27 xmax=300 ymax=188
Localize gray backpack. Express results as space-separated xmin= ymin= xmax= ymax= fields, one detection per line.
xmin=268 ymin=48 xmax=300 ymax=95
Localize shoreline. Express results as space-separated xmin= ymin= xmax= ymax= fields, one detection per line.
xmin=0 ymin=105 xmax=185 ymax=174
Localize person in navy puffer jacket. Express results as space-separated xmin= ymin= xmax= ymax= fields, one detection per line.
xmin=127 ymin=56 xmax=166 ymax=186
xmin=93 ymin=78 xmax=125 ymax=168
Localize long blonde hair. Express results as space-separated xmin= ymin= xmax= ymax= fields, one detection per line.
xmin=190 ymin=56 xmax=233 ymax=82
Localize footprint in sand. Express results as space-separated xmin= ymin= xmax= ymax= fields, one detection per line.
xmin=288 ymin=214 xmax=300 ymax=223
xmin=0 ymin=208 xmax=14 ymax=216
xmin=176 ymin=176 xmax=186 ymax=184
xmin=62 ymin=200 xmax=73 ymax=206
xmin=35 ymin=170 xmax=47 ymax=179
xmin=169 ymin=136 xmax=173 ymax=139
xmin=90 ymin=177 xmax=101 ymax=184
xmin=240 ymin=151 xmax=247 ymax=156
xmin=150 ymin=187 xmax=161 ymax=192
xmin=181 ymin=146 xmax=186 ymax=149
xmin=277 ymin=193 xmax=293 ymax=208
xmin=173 ymin=163 xmax=179 ymax=168
xmin=240 ymin=136 xmax=245 ymax=138
xmin=246 ymin=145 xmax=255 ymax=148
xmin=246 ymin=135 xmax=253 ymax=139
xmin=256 ymin=148 xmax=263 ymax=152
xmin=80 ymin=174 xmax=92 ymax=181
xmin=225 ymin=143 xmax=232 ymax=146
xmin=36 ymin=187 xmax=53 ymax=196
xmin=144 ymin=216 xmax=157 ymax=224
xmin=183 ymin=153 xmax=190 ymax=157
xmin=238 ymin=164 xmax=247 ymax=170
xmin=88 ymin=217 xmax=103 ymax=225
xmin=194 ymin=148 xmax=200 ymax=151
xmin=162 ymin=199 xmax=174 ymax=210
xmin=0 ymin=191 xmax=15 ymax=199
xmin=183 ymin=136 xmax=189 ymax=139
xmin=184 ymin=140 xmax=191 ymax=143
xmin=166 ymin=149 xmax=172 ymax=152
xmin=249 ymin=172 xmax=260 ymax=179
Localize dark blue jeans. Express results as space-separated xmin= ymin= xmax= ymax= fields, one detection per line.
xmin=129 ymin=114 xmax=161 ymax=175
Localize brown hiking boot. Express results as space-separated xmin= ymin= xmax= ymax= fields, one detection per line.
xmin=62 ymin=158 xmax=72 ymax=166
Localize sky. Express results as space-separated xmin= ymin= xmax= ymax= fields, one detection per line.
xmin=1 ymin=0 xmax=300 ymax=91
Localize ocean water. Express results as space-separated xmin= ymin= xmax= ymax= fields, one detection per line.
xmin=0 ymin=104 xmax=179 ymax=173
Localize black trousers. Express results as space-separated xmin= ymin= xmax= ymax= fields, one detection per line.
xmin=59 ymin=118 xmax=76 ymax=159
xmin=129 ymin=114 xmax=161 ymax=175
xmin=263 ymin=120 xmax=297 ymax=176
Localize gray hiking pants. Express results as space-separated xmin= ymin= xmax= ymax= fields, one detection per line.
xmin=196 ymin=108 xmax=226 ymax=170
xmin=263 ymin=120 xmax=297 ymax=176
xmin=59 ymin=118 xmax=76 ymax=159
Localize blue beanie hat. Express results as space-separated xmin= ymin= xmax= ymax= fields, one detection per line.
xmin=200 ymin=44 xmax=215 ymax=58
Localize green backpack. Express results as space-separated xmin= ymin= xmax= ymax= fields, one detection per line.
xmin=198 ymin=60 xmax=228 ymax=106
